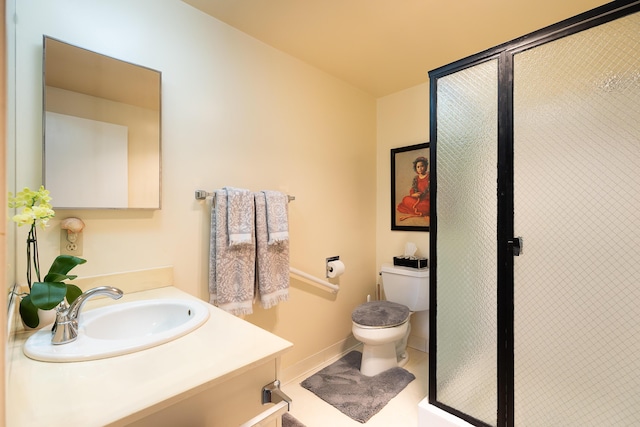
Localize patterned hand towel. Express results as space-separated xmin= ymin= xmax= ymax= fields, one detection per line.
xmin=209 ymin=189 xmax=255 ymax=315
xmin=263 ymin=190 xmax=289 ymax=244
xmin=224 ymin=187 xmax=254 ymax=246
xmin=255 ymin=191 xmax=290 ymax=309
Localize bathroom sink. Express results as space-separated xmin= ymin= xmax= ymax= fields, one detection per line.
xmin=23 ymin=299 xmax=210 ymax=362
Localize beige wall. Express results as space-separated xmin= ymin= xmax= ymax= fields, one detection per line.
xmin=376 ymin=83 xmax=431 ymax=263
xmin=9 ymin=0 xmax=376 ymax=374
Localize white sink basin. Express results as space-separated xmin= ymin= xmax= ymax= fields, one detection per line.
xmin=23 ymin=299 xmax=210 ymax=362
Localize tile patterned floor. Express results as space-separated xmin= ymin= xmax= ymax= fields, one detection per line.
xmin=282 ymin=347 xmax=429 ymax=427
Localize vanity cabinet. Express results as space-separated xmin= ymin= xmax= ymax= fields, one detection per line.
xmin=123 ymin=359 xmax=283 ymax=426
xmin=8 ymin=286 xmax=293 ymax=427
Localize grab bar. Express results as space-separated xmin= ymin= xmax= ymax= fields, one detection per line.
xmin=290 ymin=267 xmax=339 ymax=294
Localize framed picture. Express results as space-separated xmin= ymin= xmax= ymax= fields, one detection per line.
xmin=391 ymin=142 xmax=430 ymax=231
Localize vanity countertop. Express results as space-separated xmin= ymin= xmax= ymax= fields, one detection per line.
xmin=7 ymin=286 xmax=293 ymax=427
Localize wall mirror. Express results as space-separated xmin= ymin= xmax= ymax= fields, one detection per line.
xmin=43 ymin=36 xmax=161 ymax=209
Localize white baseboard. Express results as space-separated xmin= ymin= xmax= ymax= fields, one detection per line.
xmin=408 ymin=334 xmax=428 ymax=352
xmin=281 ymin=335 xmax=360 ymax=384
xmin=281 ymin=333 xmax=429 ymax=384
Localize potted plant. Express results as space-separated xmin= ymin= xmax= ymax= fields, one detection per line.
xmin=8 ymin=186 xmax=86 ymax=328
xmin=19 ymin=255 xmax=86 ymax=328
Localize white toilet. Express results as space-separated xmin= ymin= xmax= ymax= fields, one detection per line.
xmin=351 ymin=264 xmax=429 ymax=376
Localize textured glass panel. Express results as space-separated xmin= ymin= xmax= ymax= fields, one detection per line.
xmin=436 ymin=59 xmax=498 ymax=426
xmin=514 ymin=12 xmax=640 ymax=426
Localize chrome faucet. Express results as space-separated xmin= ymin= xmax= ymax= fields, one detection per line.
xmin=51 ymin=286 xmax=123 ymax=345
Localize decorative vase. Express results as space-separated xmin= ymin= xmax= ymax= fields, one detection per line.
xmin=20 ymin=307 xmax=56 ymax=331
xmin=37 ymin=308 xmax=57 ymax=328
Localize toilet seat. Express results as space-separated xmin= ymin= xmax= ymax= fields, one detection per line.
xmin=352 ymin=320 xmax=408 ymax=329
xmin=351 ymin=301 xmax=410 ymax=328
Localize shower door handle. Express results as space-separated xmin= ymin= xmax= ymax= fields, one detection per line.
xmin=508 ymin=237 xmax=523 ymax=256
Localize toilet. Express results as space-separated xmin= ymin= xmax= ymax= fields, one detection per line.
xmin=351 ymin=264 xmax=429 ymax=376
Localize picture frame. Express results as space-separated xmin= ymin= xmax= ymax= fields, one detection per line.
xmin=391 ymin=142 xmax=430 ymax=231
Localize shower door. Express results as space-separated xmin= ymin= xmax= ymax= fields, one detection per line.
xmin=429 ymin=57 xmax=500 ymax=426
xmin=512 ymin=9 xmax=640 ymax=426
xmin=429 ymin=2 xmax=640 ymax=426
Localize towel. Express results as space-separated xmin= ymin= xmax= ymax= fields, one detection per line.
xmin=255 ymin=191 xmax=290 ymax=309
xmin=223 ymin=187 xmax=254 ymax=246
xmin=263 ymin=190 xmax=289 ymax=244
xmin=224 ymin=187 xmax=254 ymax=246
xmin=209 ymin=188 xmax=255 ymax=315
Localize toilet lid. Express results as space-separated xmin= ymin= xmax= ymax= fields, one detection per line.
xmin=351 ymin=301 xmax=410 ymax=327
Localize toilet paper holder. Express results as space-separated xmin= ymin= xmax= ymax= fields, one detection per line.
xmin=326 ymin=256 xmax=340 ymax=278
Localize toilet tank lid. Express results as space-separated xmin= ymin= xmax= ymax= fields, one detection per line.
xmin=381 ymin=263 xmax=429 ymax=278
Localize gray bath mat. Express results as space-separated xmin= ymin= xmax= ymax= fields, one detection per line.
xmin=282 ymin=412 xmax=306 ymax=427
xmin=300 ymin=350 xmax=415 ymax=423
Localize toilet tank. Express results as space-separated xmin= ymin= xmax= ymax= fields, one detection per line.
xmin=380 ymin=264 xmax=429 ymax=311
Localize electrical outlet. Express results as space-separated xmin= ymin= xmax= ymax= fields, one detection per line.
xmin=60 ymin=230 xmax=83 ymax=256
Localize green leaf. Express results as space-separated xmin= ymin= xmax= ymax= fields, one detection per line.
xmin=30 ymin=281 xmax=67 ymax=310
xmin=19 ymin=295 xmax=40 ymax=328
xmin=42 ymin=272 xmax=71 ymax=283
xmin=43 ymin=273 xmax=79 ymax=283
xmin=46 ymin=255 xmax=87 ymax=277
xmin=66 ymin=284 xmax=83 ymax=305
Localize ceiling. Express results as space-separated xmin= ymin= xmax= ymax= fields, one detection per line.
xmin=182 ymin=0 xmax=609 ymax=98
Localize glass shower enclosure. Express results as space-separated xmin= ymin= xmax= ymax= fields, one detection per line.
xmin=428 ymin=1 xmax=640 ymax=426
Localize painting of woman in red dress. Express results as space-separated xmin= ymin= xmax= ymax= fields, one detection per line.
xmin=397 ymin=156 xmax=430 ymax=221
xmin=391 ymin=143 xmax=429 ymax=230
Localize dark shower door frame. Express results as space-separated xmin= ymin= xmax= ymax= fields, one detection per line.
xmin=427 ymin=1 xmax=640 ymax=426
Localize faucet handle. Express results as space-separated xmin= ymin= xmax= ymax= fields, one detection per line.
xmin=56 ymin=300 xmax=69 ymax=314
xmin=51 ymin=308 xmax=79 ymax=345
xmin=51 ymin=301 xmax=69 ymax=336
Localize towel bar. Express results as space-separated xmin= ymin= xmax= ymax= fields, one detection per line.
xmin=195 ymin=189 xmax=295 ymax=203
xmin=238 ymin=380 xmax=291 ymax=427
xmin=238 ymin=400 xmax=288 ymax=427
xmin=262 ymin=379 xmax=292 ymax=410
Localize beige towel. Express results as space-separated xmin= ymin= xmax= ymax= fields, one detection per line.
xmin=255 ymin=191 xmax=289 ymax=309
xmin=209 ymin=189 xmax=255 ymax=315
